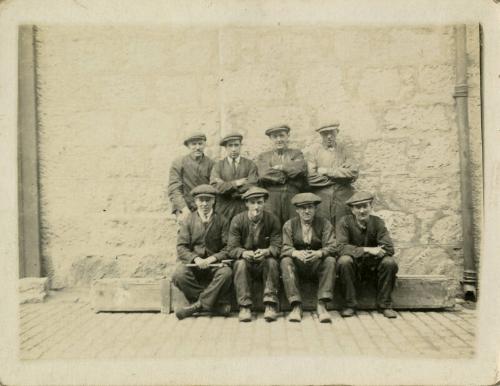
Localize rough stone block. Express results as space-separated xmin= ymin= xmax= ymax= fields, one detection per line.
xmin=358 ymin=68 xmax=402 ymax=103
xmin=91 ymin=278 xmax=170 ymax=312
xmin=19 ymin=277 xmax=48 ymax=304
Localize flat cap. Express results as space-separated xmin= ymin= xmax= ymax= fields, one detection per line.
xmin=241 ymin=186 xmax=269 ymax=200
xmin=291 ymin=192 xmax=322 ymax=207
xmin=345 ymin=191 xmax=374 ymax=206
xmin=219 ymin=132 xmax=243 ymax=146
xmin=191 ymin=184 xmax=217 ymax=198
xmin=183 ymin=132 xmax=207 ymax=146
xmin=265 ymin=125 xmax=291 ymax=136
xmin=316 ymin=122 xmax=340 ymax=133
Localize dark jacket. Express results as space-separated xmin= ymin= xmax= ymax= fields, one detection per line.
xmin=281 ymin=215 xmax=338 ymax=258
xmin=168 ymin=154 xmax=214 ymax=213
xmin=336 ymin=214 xmax=395 ymax=259
xmin=256 ymin=148 xmax=307 ymax=192
xmin=177 ymin=211 xmax=229 ymax=264
xmin=227 ymin=210 xmax=282 ymax=259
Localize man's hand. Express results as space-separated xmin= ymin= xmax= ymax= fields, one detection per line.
xmin=364 ymin=246 xmax=385 ymax=257
xmin=317 ymin=167 xmax=328 ymax=175
xmin=292 ymin=250 xmax=309 ymax=263
xmin=241 ymin=250 xmax=255 ymax=262
xmin=176 ymin=206 xmax=191 ymax=225
xmin=272 ymin=164 xmax=284 ymax=171
xmin=304 ymin=250 xmax=322 ymax=264
xmin=234 ymin=177 xmax=248 ymax=187
xmin=194 ymin=257 xmax=210 ymax=269
xmin=253 ymin=249 xmax=270 ymax=262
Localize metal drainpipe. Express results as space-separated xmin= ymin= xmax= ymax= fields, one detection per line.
xmin=453 ymin=24 xmax=477 ymax=301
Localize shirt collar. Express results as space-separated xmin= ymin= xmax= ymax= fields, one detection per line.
xmin=355 ymin=218 xmax=368 ymax=230
xmin=248 ymin=211 xmax=263 ymax=224
xmin=197 ymin=209 xmax=213 ymax=223
xmin=227 ymin=156 xmax=241 ymax=164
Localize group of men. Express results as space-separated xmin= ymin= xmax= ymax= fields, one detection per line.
xmin=168 ymin=124 xmax=399 ymax=323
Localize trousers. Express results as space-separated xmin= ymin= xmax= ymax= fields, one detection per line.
xmin=336 ymin=254 xmax=398 ymax=309
xmin=312 ymin=184 xmax=355 ymax=230
xmin=264 ymin=187 xmax=299 ymax=226
xmin=233 ymin=258 xmax=280 ymax=307
xmin=172 ymin=264 xmax=233 ymax=310
xmin=280 ymin=255 xmax=336 ymax=305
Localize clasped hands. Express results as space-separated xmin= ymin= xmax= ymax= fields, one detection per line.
xmin=292 ymin=249 xmax=322 ymax=264
xmin=194 ymin=255 xmax=218 ymax=269
xmin=363 ymin=246 xmax=386 ymax=259
xmin=241 ymin=249 xmax=271 ymax=263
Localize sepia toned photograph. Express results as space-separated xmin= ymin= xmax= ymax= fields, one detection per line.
xmin=3 ymin=1 xmax=500 ymax=385
xmin=17 ymin=22 xmax=481 ymax=359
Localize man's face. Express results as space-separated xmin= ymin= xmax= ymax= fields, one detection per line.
xmin=320 ymin=129 xmax=338 ymax=148
xmin=269 ymin=131 xmax=289 ymax=151
xmin=245 ymin=197 xmax=266 ymax=218
xmin=187 ymin=140 xmax=206 ymax=158
xmin=351 ymin=202 xmax=372 ymax=223
xmin=296 ymin=204 xmax=316 ymax=223
xmin=225 ymin=139 xmax=241 ymax=159
xmin=195 ymin=196 xmax=215 ymax=214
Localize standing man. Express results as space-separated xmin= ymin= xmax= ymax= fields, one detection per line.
xmin=256 ymin=125 xmax=308 ymax=226
xmin=172 ymin=185 xmax=233 ymax=320
xmin=280 ymin=193 xmax=337 ymax=323
xmin=336 ymin=191 xmax=398 ymax=319
xmin=306 ymin=122 xmax=359 ymax=230
xmin=210 ymin=132 xmax=259 ymax=219
xmin=168 ymin=132 xmax=214 ymax=225
xmin=227 ymin=187 xmax=282 ymax=322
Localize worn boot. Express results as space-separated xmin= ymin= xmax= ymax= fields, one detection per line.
xmin=264 ymin=304 xmax=278 ymax=322
xmin=317 ymin=301 xmax=331 ymax=323
xmin=381 ymin=308 xmax=397 ymax=318
xmin=340 ymin=307 xmax=356 ymax=317
xmin=288 ymin=304 xmax=302 ymax=322
xmin=214 ymin=303 xmax=232 ymax=317
xmin=175 ymin=301 xmax=202 ymax=320
xmin=238 ymin=306 xmax=252 ymax=322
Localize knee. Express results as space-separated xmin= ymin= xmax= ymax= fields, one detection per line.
xmin=380 ymin=256 xmax=398 ymax=271
xmin=172 ymin=264 xmax=189 ymax=285
xmin=337 ymin=255 xmax=353 ymax=267
xmin=215 ymin=266 xmax=233 ymax=281
xmin=280 ymin=256 xmax=293 ymax=269
xmin=233 ymin=259 xmax=248 ymax=274
xmin=322 ymin=255 xmax=336 ymax=268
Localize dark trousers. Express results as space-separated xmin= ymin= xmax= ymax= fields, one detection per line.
xmin=313 ymin=184 xmax=355 ymax=230
xmin=172 ymin=264 xmax=233 ymax=311
xmin=336 ymin=255 xmax=398 ymax=309
xmin=280 ymin=255 xmax=336 ymax=305
xmin=233 ymin=258 xmax=280 ymax=307
xmin=265 ymin=188 xmax=299 ymax=226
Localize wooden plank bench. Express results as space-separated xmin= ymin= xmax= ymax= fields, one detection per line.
xmin=91 ymin=275 xmax=455 ymax=313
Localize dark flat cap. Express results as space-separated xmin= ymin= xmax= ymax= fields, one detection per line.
xmin=265 ymin=125 xmax=291 ymax=136
xmin=219 ymin=132 xmax=243 ymax=146
xmin=291 ymin=193 xmax=322 ymax=207
xmin=345 ymin=191 xmax=374 ymax=206
xmin=183 ymin=133 xmax=207 ymax=146
xmin=191 ymin=184 xmax=217 ymax=198
xmin=241 ymin=186 xmax=269 ymax=200
xmin=316 ymin=122 xmax=340 ymax=133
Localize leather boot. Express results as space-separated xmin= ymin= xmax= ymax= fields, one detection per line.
xmin=238 ymin=306 xmax=252 ymax=322
xmin=214 ymin=303 xmax=231 ymax=317
xmin=340 ymin=307 xmax=356 ymax=317
xmin=175 ymin=301 xmax=202 ymax=320
xmin=288 ymin=304 xmax=302 ymax=322
xmin=264 ymin=304 xmax=278 ymax=322
xmin=381 ymin=308 xmax=397 ymax=318
xmin=317 ymin=301 xmax=331 ymax=323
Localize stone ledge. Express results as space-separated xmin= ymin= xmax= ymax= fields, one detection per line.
xmin=19 ymin=277 xmax=48 ymax=304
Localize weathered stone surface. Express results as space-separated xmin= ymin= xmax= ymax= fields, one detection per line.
xmin=19 ymin=277 xmax=48 ymax=304
xmin=34 ymin=25 xmax=482 ymax=298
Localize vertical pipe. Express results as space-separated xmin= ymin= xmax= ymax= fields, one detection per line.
xmin=18 ymin=25 xmax=42 ymax=278
xmin=454 ymin=24 xmax=477 ymax=301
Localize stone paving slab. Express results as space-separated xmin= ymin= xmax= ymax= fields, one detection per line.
xmin=18 ymin=290 xmax=476 ymax=360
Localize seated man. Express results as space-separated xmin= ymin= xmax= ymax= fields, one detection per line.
xmin=336 ymin=191 xmax=399 ymax=319
xmin=172 ymin=185 xmax=232 ymax=320
xmin=281 ymin=193 xmax=337 ymax=323
xmin=227 ymin=187 xmax=282 ymax=322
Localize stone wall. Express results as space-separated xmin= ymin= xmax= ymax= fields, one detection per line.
xmin=34 ymin=25 xmax=482 ymax=294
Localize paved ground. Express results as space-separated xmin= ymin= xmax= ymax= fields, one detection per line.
xmin=19 ymin=290 xmax=476 ymax=360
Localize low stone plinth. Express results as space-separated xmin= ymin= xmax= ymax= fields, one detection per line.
xmin=19 ymin=277 xmax=48 ymax=304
